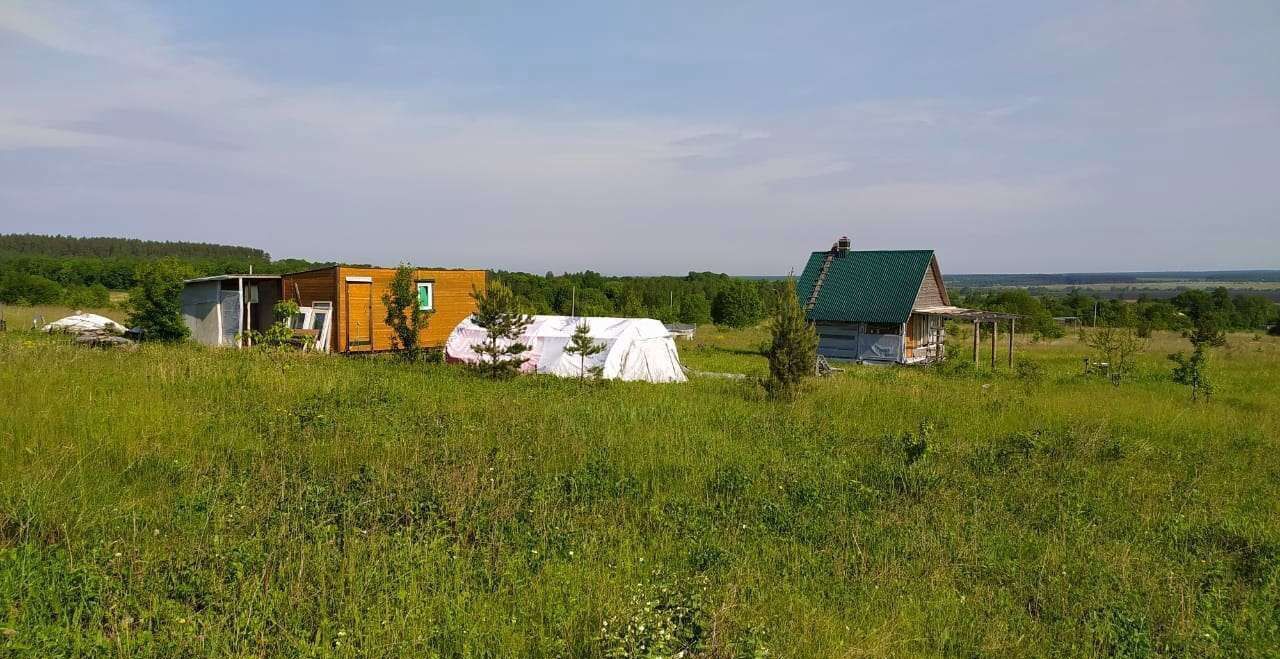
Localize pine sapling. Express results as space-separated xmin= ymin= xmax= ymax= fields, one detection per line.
xmin=470 ymin=281 xmax=534 ymax=378
xmin=564 ymin=321 xmax=605 ymax=380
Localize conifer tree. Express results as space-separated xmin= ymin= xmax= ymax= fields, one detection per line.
xmin=470 ymin=281 xmax=533 ymax=378
xmin=564 ymin=321 xmax=605 ymax=380
xmin=765 ymin=277 xmax=818 ymax=399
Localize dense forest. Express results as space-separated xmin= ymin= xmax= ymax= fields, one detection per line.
xmin=0 ymin=234 xmax=271 ymax=260
xmin=0 ymin=234 xmax=324 ymax=307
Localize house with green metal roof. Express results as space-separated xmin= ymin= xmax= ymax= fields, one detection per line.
xmin=797 ymin=237 xmax=956 ymax=363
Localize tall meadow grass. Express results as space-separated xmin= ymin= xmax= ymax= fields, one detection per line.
xmin=1 ymin=326 xmax=1277 ymax=656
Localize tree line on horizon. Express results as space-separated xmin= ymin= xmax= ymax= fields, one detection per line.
xmin=952 ymin=286 xmax=1279 ymax=336
xmin=1 ymin=233 xmax=1276 ymax=333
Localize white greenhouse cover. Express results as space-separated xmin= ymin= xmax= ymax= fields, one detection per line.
xmin=42 ymin=313 xmax=127 ymax=334
xmin=445 ymin=315 xmax=687 ymax=383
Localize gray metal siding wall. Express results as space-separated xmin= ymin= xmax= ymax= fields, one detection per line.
xmin=816 ymin=321 xmax=904 ymax=363
xmin=816 ymin=322 xmax=865 ymax=360
xmin=181 ymin=281 xmax=223 ymax=346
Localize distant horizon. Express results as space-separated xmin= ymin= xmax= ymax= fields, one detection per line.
xmin=4 ymin=230 xmax=1279 ymax=281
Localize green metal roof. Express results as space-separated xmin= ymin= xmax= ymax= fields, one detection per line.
xmin=796 ymin=250 xmax=934 ymax=324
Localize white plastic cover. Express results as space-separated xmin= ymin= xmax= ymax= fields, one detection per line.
xmin=42 ymin=313 xmax=127 ymax=334
xmin=445 ymin=315 xmax=687 ymax=383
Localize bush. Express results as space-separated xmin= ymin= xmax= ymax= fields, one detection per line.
xmin=678 ymin=293 xmax=712 ymax=324
xmin=0 ymin=272 xmax=62 ymax=305
xmin=241 ymin=300 xmax=305 ymax=349
xmin=1085 ymin=326 xmax=1144 ymax=386
xmin=712 ymin=282 xmax=764 ymax=328
xmin=1014 ymin=358 xmax=1045 ymax=383
xmin=934 ymin=356 xmax=976 ymax=378
xmin=125 ymin=258 xmax=192 ymax=341
xmin=61 ymin=283 xmax=111 ymax=309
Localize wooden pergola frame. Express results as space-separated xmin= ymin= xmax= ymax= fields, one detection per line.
xmin=915 ymin=306 xmax=1022 ymax=368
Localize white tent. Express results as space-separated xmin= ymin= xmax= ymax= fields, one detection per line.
xmin=42 ymin=313 xmax=127 ymax=335
xmin=445 ymin=315 xmax=687 ymax=383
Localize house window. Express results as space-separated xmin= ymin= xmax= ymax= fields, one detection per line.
xmin=416 ymin=282 xmax=434 ymax=310
xmin=865 ymin=322 xmax=901 ymax=335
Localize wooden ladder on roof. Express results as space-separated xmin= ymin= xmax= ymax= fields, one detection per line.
xmin=804 ymin=250 xmax=836 ymax=312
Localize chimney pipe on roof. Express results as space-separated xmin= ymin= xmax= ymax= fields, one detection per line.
xmin=833 ymin=235 xmax=851 ymax=256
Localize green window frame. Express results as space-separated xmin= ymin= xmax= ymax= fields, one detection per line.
xmin=416 ymin=281 xmax=434 ymax=311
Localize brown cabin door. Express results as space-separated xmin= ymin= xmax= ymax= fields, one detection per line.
xmin=345 ymin=278 xmax=373 ymax=351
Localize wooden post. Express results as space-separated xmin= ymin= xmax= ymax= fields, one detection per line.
xmin=990 ymin=320 xmax=997 ymax=368
xmin=973 ymin=320 xmax=980 ymax=365
xmin=1008 ymin=318 xmax=1015 ymax=367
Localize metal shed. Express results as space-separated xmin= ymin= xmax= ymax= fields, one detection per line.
xmin=180 ymin=274 xmax=282 ymax=347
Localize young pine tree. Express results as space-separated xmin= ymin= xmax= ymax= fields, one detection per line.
xmin=382 ymin=263 xmax=432 ymax=361
xmin=564 ymin=321 xmax=605 ymax=380
xmin=765 ymin=277 xmax=818 ymax=399
xmin=470 ymin=281 xmax=534 ymax=378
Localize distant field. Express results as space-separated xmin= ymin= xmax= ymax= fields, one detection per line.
xmin=1024 ymin=280 xmax=1280 ymax=291
xmin=944 ymin=275 xmax=1280 ymax=302
xmin=1018 ymin=281 xmax=1280 ymax=302
xmin=946 ymin=270 xmax=1280 ymax=289
xmin=0 ymin=304 xmax=122 ymax=330
xmin=2 ymin=319 xmax=1278 ymax=656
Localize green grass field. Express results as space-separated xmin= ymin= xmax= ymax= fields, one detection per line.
xmin=2 ymin=321 xmax=1278 ymax=657
xmin=0 ymin=305 xmax=124 ymax=331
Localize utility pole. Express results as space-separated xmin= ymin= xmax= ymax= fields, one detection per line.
xmin=571 ymin=286 xmax=576 ymax=317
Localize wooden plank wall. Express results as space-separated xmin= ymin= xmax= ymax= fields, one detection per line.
xmin=407 ymin=268 xmax=487 ymax=349
xmin=281 ymin=268 xmax=341 ymax=351
xmin=913 ymin=262 xmax=947 ymax=309
xmin=283 ymin=267 xmax=487 ymax=352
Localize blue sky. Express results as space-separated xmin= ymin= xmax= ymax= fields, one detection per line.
xmin=2 ymin=1 xmax=1277 ymax=274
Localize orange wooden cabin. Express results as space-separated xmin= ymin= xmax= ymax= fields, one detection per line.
xmin=281 ymin=266 xmax=486 ymax=353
